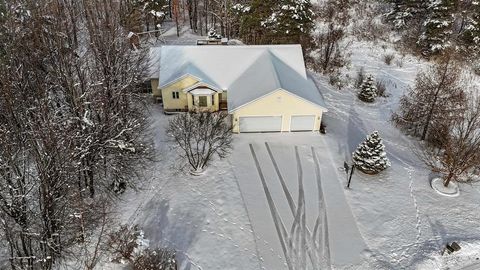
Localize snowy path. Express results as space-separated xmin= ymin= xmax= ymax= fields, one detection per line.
xmin=231 ymin=133 xmax=368 ymax=270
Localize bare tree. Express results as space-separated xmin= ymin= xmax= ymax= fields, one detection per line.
xmin=0 ymin=0 xmax=152 ymax=268
xmin=392 ymin=57 xmax=466 ymax=144
xmin=166 ymin=112 xmax=232 ymax=174
xmin=422 ymin=93 xmax=480 ymax=187
xmin=312 ymin=0 xmax=350 ymax=73
xmin=171 ymin=0 xmax=181 ymax=36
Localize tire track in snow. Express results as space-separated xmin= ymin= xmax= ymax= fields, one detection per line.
xmin=253 ymin=143 xmax=331 ymax=269
xmin=288 ymin=146 xmax=307 ymax=269
xmin=312 ymin=147 xmax=332 ymax=270
xmin=265 ymin=142 xmax=323 ymax=267
xmin=250 ymin=143 xmax=294 ymax=270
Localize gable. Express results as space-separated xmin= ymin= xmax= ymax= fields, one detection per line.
xmin=231 ymin=89 xmax=326 ymax=115
xmin=161 ymin=75 xmax=199 ymax=93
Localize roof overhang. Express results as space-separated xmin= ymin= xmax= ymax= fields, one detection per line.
xmin=190 ymin=88 xmax=216 ymax=96
xmin=159 ymin=73 xmax=203 ymax=89
xmin=228 ymin=88 xmax=328 ymax=114
xmin=183 ymin=82 xmax=223 ymax=93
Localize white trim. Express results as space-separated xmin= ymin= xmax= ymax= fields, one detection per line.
xmin=228 ymin=88 xmax=328 ymax=113
xmin=159 ymin=73 xmax=202 ymax=89
xmin=289 ymin=114 xmax=316 ymax=132
xmin=238 ymin=115 xmax=283 ymax=133
xmin=183 ymin=82 xmax=223 ymax=93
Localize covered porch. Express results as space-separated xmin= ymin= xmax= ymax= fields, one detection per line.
xmin=183 ymin=82 xmax=227 ymax=112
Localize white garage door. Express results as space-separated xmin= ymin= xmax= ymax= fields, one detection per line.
xmin=290 ymin=115 xmax=315 ymax=131
xmin=239 ymin=116 xmax=282 ymax=133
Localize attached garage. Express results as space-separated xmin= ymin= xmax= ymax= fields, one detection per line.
xmin=290 ymin=115 xmax=316 ymax=132
xmin=239 ymin=116 xmax=282 ymax=133
xmin=231 ymin=89 xmax=327 ymax=133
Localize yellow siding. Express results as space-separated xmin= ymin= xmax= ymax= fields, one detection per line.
xmin=231 ymin=89 xmax=325 ymax=133
xmin=213 ymin=94 xmax=219 ymax=111
xmin=151 ymin=79 xmax=160 ymax=97
xmin=187 ymin=94 xmax=194 ymax=110
xmin=161 ymin=76 xmax=198 ymax=111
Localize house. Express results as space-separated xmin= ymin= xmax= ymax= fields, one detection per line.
xmin=149 ymin=45 xmax=327 ymax=133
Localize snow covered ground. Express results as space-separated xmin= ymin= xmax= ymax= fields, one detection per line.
xmin=109 ymin=104 xmax=260 ymax=270
xmin=2 ymin=20 xmax=478 ymax=270
xmin=101 ymin=26 xmax=480 ymax=270
xmin=309 ymin=41 xmax=480 ymax=269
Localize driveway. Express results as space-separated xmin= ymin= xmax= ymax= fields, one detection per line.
xmin=230 ymin=133 xmax=368 ymax=270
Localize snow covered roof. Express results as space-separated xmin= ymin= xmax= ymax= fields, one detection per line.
xmin=190 ymin=88 xmax=216 ymax=96
xmin=153 ymin=45 xmax=326 ymax=111
xmin=148 ymin=47 xmax=162 ymax=79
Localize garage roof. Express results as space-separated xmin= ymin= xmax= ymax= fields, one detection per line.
xmin=153 ymin=45 xmax=326 ymax=112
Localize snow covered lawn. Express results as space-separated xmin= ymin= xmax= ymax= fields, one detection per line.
xmin=111 ymin=105 xmax=260 ymax=270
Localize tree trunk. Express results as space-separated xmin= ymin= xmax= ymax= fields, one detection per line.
xmin=421 ymin=60 xmax=450 ymax=140
xmin=444 ymin=172 xmax=454 ymax=187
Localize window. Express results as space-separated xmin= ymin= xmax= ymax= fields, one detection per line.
xmin=143 ymin=81 xmax=152 ymax=93
xmin=172 ymin=91 xmax=179 ymax=99
xmin=199 ymin=96 xmax=207 ymax=107
xmin=220 ymin=91 xmax=227 ymax=101
xmin=211 ymin=94 xmax=215 ymax=105
xmin=192 ymin=96 xmax=195 ymax=105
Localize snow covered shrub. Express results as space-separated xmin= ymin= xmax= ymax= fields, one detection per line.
xmin=395 ymin=57 xmax=404 ymax=68
xmin=358 ymin=75 xmax=377 ymax=102
xmin=383 ymin=53 xmax=395 ymax=65
xmin=107 ymin=224 xmax=149 ymax=264
xmin=352 ymin=131 xmax=391 ymax=175
xmin=167 ymin=111 xmax=233 ymax=174
xmin=329 ymin=71 xmax=347 ymax=90
xmin=376 ymin=80 xmax=388 ymax=97
xmin=133 ymin=248 xmax=177 ymax=270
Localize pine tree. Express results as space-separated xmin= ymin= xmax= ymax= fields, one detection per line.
xmin=265 ymin=0 xmax=315 ymax=44
xmin=358 ymin=74 xmax=377 ymax=103
xmin=236 ymin=0 xmax=276 ymax=44
xmin=352 ymin=131 xmax=391 ymax=175
xmin=460 ymin=1 xmax=480 ymax=51
xmin=387 ymin=0 xmax=428 ymax=29
xmin=235 ymin=0 xmax=314 ymax=46
xmin=420 ymin=0 xmax=456 ymax=55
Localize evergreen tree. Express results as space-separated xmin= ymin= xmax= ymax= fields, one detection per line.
xmin=352 ymin=131 xmax=391 ymax=175
xmin=460 ymin=1 xmax=480 ymax=51
xmin=387 ymin=0 xmax=428 ymax=29
xmin=358 ymin=74 xmax=377 ymax=103
xmin=420 ymin=0 xmax=456 ymax=55
xmin=234 ymin=0 xmax=314 ymax=46
xmin=262 ymin=0 xmax=315 ymax=44
xmin=235 ymin=0 xmax=275 ymax=44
